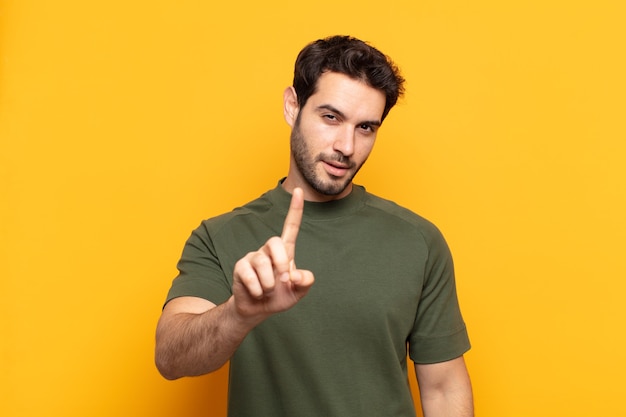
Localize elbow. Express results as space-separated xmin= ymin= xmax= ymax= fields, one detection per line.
xmin=154 ymin=345 xmax=183 ymax=381
xmin=155 ymin=319 xmax=186 ymax=380
xmin=155 ymin=358 xmax=183 ymax=381
xmin=156 ymin=362 xmax=180 ymax=381
xmin=155 ymin=344 xmax=217 ymax=380
xmin=155 ymin=353 xmax=220 ymax=380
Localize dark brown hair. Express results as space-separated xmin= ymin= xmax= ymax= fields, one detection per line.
xmin=293 ymin=35 xmax=405 ymax=121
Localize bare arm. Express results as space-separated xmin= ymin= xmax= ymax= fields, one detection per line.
xmin=415 ymin=356 xmax=474 ymax=417
xmin=155 ymin=296 xmax=253 ymax=379
xmin=155 ymin=188 xmax=314 ymax=380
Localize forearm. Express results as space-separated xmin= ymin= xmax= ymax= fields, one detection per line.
xmin=156 ymin=190 xmax=313 ymax=380
xmin=155 ymin=297 xmax=261 ymax=380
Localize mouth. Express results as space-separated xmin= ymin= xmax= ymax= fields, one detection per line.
xmin=321 ymin=160 xmax=351 ymax=177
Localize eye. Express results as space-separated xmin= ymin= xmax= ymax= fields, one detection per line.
xmin=324 ymin=114 xmax=338 ymax=121
xmin=359 ymin=123 xmax=374 ymax=132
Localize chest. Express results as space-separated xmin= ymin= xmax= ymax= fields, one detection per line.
xmin=286 ymin=220 xmax=427 ymax=339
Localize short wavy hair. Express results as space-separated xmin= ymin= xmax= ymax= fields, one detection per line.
xmin=293 ymin=35 xmax=405 ymax=121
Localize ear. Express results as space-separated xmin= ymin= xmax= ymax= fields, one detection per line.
xmin=283 ymin=86 xmax=299 ymax=128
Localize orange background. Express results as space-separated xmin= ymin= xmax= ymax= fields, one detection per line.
xmin=2 ymin=1 xmax=625 ymax=416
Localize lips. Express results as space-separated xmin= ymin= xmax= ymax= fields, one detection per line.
xmin=322 ymin=160 xmax=351 ymax=177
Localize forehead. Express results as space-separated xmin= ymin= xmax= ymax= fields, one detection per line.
xmin=305 ymin=72 xmax=386 ymax=121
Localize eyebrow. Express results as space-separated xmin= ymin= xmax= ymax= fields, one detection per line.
xmin=316 ymin=104 xmax=382 ymax=127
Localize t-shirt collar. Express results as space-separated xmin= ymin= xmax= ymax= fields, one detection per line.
xmin=270 ymin=178 xmax=366 ymax=220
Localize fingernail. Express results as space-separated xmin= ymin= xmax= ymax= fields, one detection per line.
xmin=280 ymin=272 xmax=290 ymax=282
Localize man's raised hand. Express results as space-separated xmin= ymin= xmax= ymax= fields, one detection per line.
xmin=231 ymin=187 xmax=314 ymax=321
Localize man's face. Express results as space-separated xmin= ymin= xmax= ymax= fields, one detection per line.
xmin=286 ymin=71 xmax=386 ymax=201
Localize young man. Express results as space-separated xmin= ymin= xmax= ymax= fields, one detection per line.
xmin=156 ymin=35 xmax=473 ymax=417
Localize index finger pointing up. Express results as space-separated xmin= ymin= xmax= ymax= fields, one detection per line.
xmin=281 ymin=187 xmax=304 ymax=260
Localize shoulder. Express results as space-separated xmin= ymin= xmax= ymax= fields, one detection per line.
xmin=192 ymin=189 xmax=277 ymax=238
xmin=361 ymin=189 xmax=444 ymax=240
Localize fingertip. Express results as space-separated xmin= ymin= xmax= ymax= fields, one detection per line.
xmin=300 ymin=270 xmax=314 ymax=287
xmin=292 ymin=187 xmax=304 ymax=205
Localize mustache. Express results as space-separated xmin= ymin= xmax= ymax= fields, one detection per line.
xmin=317 ymin=152 xmax=355 ymax=168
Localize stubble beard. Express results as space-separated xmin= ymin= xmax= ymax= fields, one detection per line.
xmin=290 ymin=119 xmax=362 ymax=196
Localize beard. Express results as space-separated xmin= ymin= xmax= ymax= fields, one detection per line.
xmin=290 ymin=117 xmax=363 ymax=196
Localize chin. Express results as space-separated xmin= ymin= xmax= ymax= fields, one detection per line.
xmin=314 ymin=178 xmax=352 ymax=196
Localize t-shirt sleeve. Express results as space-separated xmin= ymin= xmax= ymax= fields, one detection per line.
xmin=408 ymin=227 xmax=470 ymax=363
xmin=164 ymin=222 xmax=233 ymax=307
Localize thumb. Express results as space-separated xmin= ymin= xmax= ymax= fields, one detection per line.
xmin=290 ymin=269 xmax=315 ymax=297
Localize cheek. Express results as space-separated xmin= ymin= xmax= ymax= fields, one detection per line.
xmin=355 ymin=138 xmax=376 ymax=160
xmin=301 ymin=123 xmax=336 ymax=149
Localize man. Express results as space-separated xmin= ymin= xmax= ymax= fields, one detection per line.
xmin=156 ymin=35 xmax=473 ymax=417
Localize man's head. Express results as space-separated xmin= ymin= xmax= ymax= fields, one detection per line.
xmin=292 ymin=35 xmax=405 ymax=122
xmin=282 ymin=36 xmax=404 ymax=202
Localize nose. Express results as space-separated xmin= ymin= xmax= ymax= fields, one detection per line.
xmin=332 ymin=126 xmax=355 ymax=157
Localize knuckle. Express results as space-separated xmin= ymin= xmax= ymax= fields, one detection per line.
xmin=234 ymin=258 xmax=256 ymax=282
xmin=266 ymin=236 xmax=283 ymax=247
xmin=236 ymin=270 xmax=255 ymax=286
xmin=251 ymin=253 xmax=272 ymax=268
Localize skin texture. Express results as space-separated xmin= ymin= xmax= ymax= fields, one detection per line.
xmin=416 ymin=356 xmax=474 ymax=417
xmin=155 ymin=71 xmax=473 ymax=416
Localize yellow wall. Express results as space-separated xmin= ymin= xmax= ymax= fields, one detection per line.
xmin=2 ymin=1 xmax=625 ymax=416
